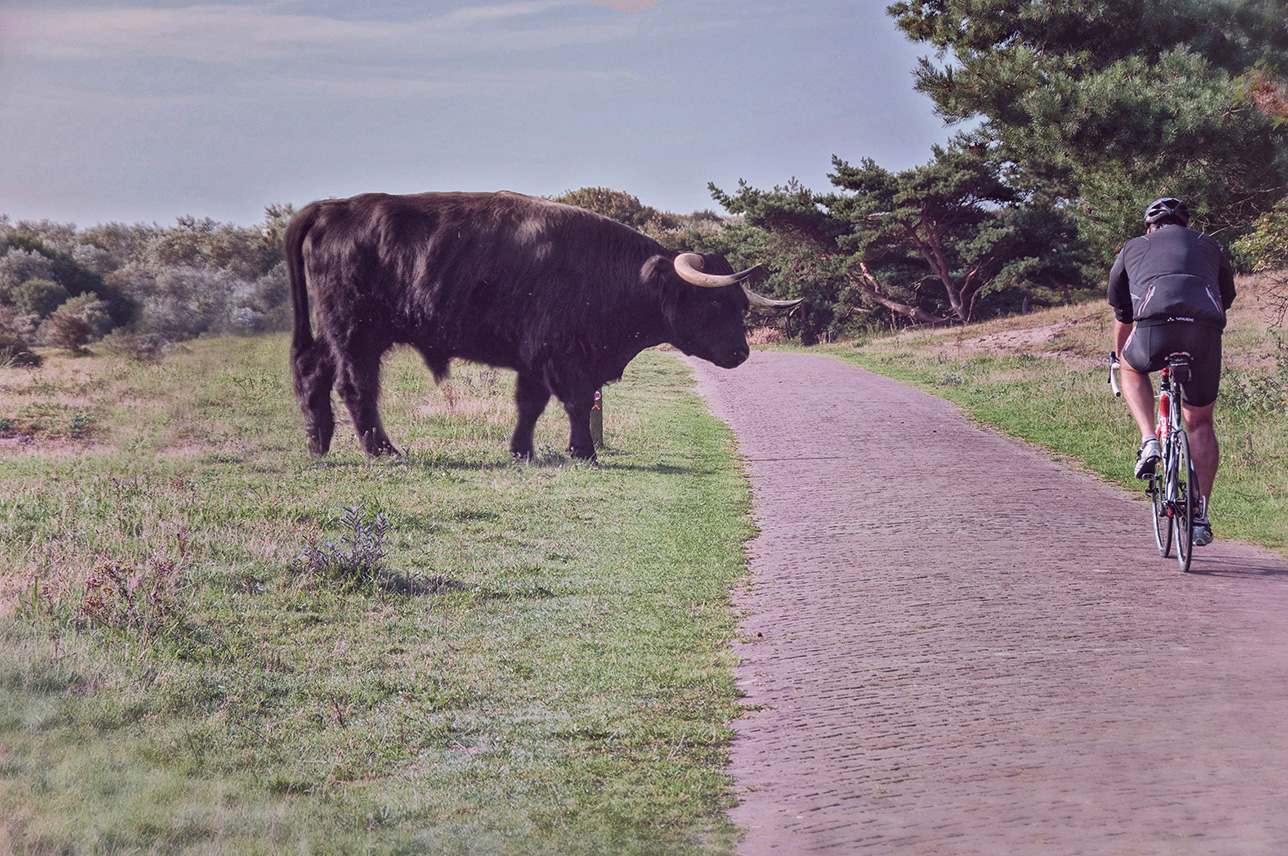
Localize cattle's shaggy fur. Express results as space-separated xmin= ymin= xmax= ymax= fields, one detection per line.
xmin=286 ymin=191 xmax=757 ymax=460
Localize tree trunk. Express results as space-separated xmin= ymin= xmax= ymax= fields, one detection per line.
xmin=850 ymin=263 xmax=949 ymax=326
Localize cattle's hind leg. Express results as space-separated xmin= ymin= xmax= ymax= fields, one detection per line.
xmin=511 ymin=373 xmax=550 ymax=460
xmin=292 ymin=341 xmax=337 ymax=455
xmin=335 ymin=344 xmax=399 ymax=457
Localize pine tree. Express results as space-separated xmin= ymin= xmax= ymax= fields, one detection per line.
xmin=889 ymin=0 xmax=1288 ymax=254
xmin=712 ymin=144 xmax=1087 ymax=330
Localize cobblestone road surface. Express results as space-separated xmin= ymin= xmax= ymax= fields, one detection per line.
xmin=686 ymin=351 xmax=1288 ymax=856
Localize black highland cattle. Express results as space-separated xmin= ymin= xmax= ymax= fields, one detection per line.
xmin=286 ymin=190 xmax=799 ymax=461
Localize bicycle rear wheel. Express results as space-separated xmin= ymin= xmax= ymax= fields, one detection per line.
xmin=1174 ymin=431 xmax=1196 ymax=572
xmin=1149 ymin=472 xmax=1172 ymax=557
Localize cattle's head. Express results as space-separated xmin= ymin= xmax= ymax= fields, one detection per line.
xmin=649 ymin=252 xmax=802 ymax=369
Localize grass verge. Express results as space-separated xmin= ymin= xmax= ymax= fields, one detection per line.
xmin=0 ymin=336 xmax=752 ymax=855
xmin=815 ymin=272 xmax=1287 ymax=558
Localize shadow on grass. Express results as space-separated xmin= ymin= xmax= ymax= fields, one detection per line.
xmin=375 ymin=572 xmax=556 ymax=600
xmin=305 ymin=448 xmax=717 ymax=477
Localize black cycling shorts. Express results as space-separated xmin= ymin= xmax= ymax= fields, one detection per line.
xmin=1122 ymin=322 xmax=1223 ymax=407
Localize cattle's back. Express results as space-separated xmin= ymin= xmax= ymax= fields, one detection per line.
xmin=298 ymin=190 xmax=672 ymax=367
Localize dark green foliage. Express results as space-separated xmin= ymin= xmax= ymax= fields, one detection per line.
xmin=551 ymin=187 xmax=677 ymax=232
xmin=11 ymin=278 xmax=69 ymax=318
xmin=710 ymin=179 xmax=871 ymax=342
xmin=5 ymin=232 xmax=107 ymax=302
xmin=712 ymin=143 xmax=1091 ymax=337
xmin=1232 ymin=199 xmax=1288 ymax=327
xmin=0 ymin=230 xmax=135 ymax=326
xmin=51 ymin=293 xmax=115 ymax=341
xmin=888 ymin=0 xmax=1288 ymax=257
xmin=1234 ymin=198 xmax=1288 ymax=272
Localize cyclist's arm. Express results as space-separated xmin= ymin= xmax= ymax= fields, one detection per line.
xmin=1218 ymin=252 xmax=1236 ymax=310
xmin=1107 ymin=250 xmax=1134 ymax=323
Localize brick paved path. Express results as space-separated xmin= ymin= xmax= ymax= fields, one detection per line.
xmin=686 ymin=351 xmax=1288 ymax=856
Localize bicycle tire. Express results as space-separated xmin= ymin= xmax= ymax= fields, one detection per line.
xmin=1174 ymin=430 xmax=1196 ymax=572
xmin=1149 ymin=471 xmax=1172 ymax=557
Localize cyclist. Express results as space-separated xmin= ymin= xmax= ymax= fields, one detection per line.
xmin=1108 ymin=197 xmax=1236 ymax=546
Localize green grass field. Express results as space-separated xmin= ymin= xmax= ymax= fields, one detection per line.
xmin=3 ymin=272 xmax=1284 ymax=854
xmin=1 ymin=338 xmax=751 ymax=855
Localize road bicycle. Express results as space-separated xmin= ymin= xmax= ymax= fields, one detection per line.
xmin=1110 ymin=351 xmax=1199 ymax=572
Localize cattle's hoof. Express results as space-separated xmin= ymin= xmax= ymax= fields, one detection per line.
xmin=305 ymin=426 xmax=333 ymax=456
xmin=568 ymin=447 xmax=598 ymax=465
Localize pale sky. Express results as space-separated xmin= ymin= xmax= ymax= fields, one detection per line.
xmin=0 ymin=0 xmax=951 ymax=227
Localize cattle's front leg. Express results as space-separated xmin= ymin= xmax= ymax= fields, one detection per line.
xmin=511 ymin=373 xmax=550 ymax=460
xmin=562 ymin=390 xmax=597 ymax=462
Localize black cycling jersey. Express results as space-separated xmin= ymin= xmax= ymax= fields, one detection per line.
xmin=1107 ymin=224 xmax=1236 ymax=329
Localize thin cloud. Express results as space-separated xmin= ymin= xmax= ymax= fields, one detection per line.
xmin=586 ymin=0 xmax=666 ymax=10
xmin=287 ymin=67 xmax=643 ymax=101
xmin=6 ymin=2 xmax=636 ymax=64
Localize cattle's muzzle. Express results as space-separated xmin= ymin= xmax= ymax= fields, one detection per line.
xmin=716 ymin=343 xmax=750 ymax=369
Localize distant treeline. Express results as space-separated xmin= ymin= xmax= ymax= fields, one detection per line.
xmin=0 ymin=193 xmax=737 ymax=365
xmin=3 ymin=177 xmax=1284 ymax=367
xmin=0 ymin=206 xmax=294 ymax=364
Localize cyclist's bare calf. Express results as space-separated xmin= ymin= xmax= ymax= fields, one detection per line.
xmin=1183 ymin=400 xmax=1218 ymax=508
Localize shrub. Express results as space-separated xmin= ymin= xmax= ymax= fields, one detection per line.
xmin=47 ymin=313 xmax=91 ymax=354
xmin=746 ymin=326 xmax=785 ymax=346
xmin=77 ymin=560 xmax=187 ymax=640
xmin=99 ymin=331 xmax=172 ymax=362
xmin=0 ymin=306 xmax=41 ymax=367
xmin=12 ymin=278 xmax=69 ymax=318
xmin=0 ymin=248 xmax=56 ymax=302
xmin=1 ymin=329 xmax=41 ymax=368
xmin=50 ymin=293 xmax=115 ymax=340
xmin=295 ymin=506 xmax=392 ymax=592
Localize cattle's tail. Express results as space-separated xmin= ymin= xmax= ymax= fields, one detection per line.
xmin=284 ymin=204 xmax=335 ymax=454
xmin=285 ymin=203 xmax=320 ymax=352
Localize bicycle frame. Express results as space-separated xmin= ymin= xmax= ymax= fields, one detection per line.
xmin=1151 ymin=355 xmax=1198 ymax=571
xmin=1110 ymin=351 xmax=1198 ymax=572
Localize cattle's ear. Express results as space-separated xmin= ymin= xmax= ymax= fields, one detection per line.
xmin=640 ymin=255 xmax=674 ymax=291
xmin=641 ymin=255 xmax=682 ymax=322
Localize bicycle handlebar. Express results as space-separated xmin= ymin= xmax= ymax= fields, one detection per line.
xmin=1108 ymin=352 xmax=1121 ymax=397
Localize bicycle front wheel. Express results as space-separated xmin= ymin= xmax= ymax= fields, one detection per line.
xmin=1149 ymin=472 xmax=1172 ymax=557
xmin=1174 ymin=431 xmax=1196 ymax=572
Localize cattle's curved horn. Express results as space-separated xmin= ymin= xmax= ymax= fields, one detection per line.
xmin=673 ymin=252 xmax=762 ymax=288
xmin=743 ymin=288 xmax=805 ymax=310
